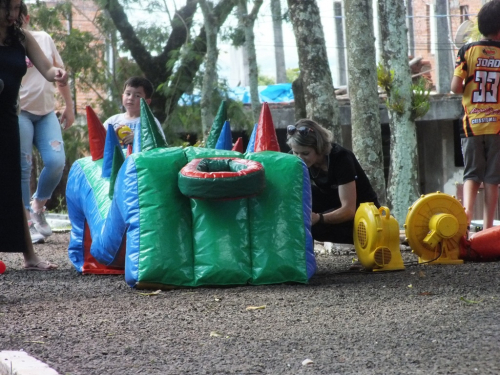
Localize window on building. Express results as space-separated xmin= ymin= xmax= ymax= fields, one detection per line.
xmin=429 ymin=5 xmax=436 ymax=55
xmin=460 ymin=5 xmax=469 ymax=23
xmin=426 ymin=4 xmax=431 ymax=53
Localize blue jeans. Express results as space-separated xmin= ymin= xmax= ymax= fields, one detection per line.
xmin=19 ymin=110 xmax=65 ymax=211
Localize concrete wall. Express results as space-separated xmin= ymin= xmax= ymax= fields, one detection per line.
xmin=416 ymin=119 xmax=463 ymax=197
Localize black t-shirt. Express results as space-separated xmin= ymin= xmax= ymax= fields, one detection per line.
xmin=310 ymin=143 xmax=378 ymax=209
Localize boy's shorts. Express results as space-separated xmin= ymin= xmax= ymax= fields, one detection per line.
xmin=461 ymin=134 xmax=500 ymax=184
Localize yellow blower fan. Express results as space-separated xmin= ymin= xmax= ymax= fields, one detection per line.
xmin=353 ymin=203 xmax=405 ymax=272
xmin=404 ymin=192 xmax=467 ymax=265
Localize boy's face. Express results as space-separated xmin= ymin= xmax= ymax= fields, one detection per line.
xmin=122 ymin=85 xmax=150 ymax=116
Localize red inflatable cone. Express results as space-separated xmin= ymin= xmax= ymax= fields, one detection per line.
xmin=254 ymin=102 xmax=280 ymax=152
xmin=81 ymin=222 xmax=124 ymax=275
xmin=460 ymin=226 xmax=500 ymax=261
xmin=86 ymin=106 xmax=107 ymax=161
xmin=232 ymin=137 xmax=244 ymax=153
xmin=126 ymin=144 xmax=133 ymax=157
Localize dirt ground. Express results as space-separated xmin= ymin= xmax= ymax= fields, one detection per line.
xmin=1 ymin=232 xmax=500 ymax=375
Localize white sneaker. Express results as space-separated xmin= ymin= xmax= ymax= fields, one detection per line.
xmin=30 ymin=208 xmax=52 ymax=238
xmin=29 ymin=221 xmax=45 ymax=244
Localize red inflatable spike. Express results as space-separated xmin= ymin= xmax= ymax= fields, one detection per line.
xmin=459 ymin=226 xmax=500 ymax=261
xmin=254 ymin=102 xmax=280 ymax=152
xmin=126 ymin=144 xmax=133 ymax=157
xmin=232 ymin=137 xmax=244 ymax=153
xmin=82 ymin=222 xmax=124 ymax=275
xmin=86 ymin=106 xmax=107 ymax=161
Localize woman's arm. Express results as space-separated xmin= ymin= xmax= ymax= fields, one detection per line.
xmin=58 ymin=83 xmax=75 ymax=129
xmin=312 ymin=181 xmax=357 ymax=225
xmin=24 ymin=31 xmax=67 ymax=85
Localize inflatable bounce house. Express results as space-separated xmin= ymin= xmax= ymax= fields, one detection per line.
xmin=66 ymin=101 xmax=316 ymax=289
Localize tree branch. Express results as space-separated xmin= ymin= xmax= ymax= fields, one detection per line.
xmin=163 ymin=0 xmax=235 ymax=117
xmin=104 ymin=0 xmax=153 ymax=71
xmin=249 ymin=0 xmax=263 ymax=22
xmin=158 ymin=0 xmax=198 ymax=78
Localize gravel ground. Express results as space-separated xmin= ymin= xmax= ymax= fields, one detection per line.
xmin=1 ymin=232 xmax=500 ymax=375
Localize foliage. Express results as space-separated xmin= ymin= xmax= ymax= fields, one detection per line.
xmin=62 ymin=125 xmax=90 ymax=167
xmin=376 ymin=62 xmax=394 ymax=92
xmin=376 ymin=63 xmax=431 ymax=120
xmin=51 ymin=194 xmax=68 ymax=214
xmin=258 ymin=75 xmax=275 ymax=85
xmin=286 ymin=68 xmax=299 ymax=83
xmin=411 ymin=77 xmax=431 ymax=120
xmin=121 ymin=25 xmax=170 ymax=56
xmin=220 ymin=25 xmax=246 ymax=47
xmin=469 ymin=20 xmax=481 ymax=42
xmin=28 ymin=0 xmax=69 ymax=30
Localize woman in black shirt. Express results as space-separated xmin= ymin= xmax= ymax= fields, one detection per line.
xmin=287 ymin=119 xmax=379 ymax=244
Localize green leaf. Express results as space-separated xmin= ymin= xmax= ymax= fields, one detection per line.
xmin=460 ymin=296 xmax=482 ymax=304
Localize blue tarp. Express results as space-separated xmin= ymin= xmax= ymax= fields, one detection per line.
xmin=179 ymin=83 xmax=294 ymax=106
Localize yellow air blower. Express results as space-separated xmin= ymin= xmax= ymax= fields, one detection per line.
xmin=404 ymin=192 xmax=467 ymax=265
xmin=353 ymin=203 xmax=405 ymax=272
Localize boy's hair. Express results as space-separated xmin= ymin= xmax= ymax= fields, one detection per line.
xmin=123 ymin=77 xmax=155 ymax=99
xmin=478 ymin=0 xmax=500 ymax=37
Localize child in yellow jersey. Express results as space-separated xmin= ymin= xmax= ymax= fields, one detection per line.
xmin=451 ymin=0 xmax=500 ymax=231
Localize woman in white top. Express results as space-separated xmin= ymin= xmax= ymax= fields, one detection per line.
xmin=19 ymin=6 xmax=74 ymax=243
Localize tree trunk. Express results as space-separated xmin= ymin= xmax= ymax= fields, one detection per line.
xmin=344 ymin=0 xmax=386 ymax=205
xmin=237 ymin=0 xmax=263 ymax=123
xmin=105 ymin=0 xmax=235 ymax=123
xmin=435 ymin=0 xmax=453 ymax=94
xmin=378 ymin=0 xmax=420 ymax=226
xmin=270 ymin=0 xmax=287 ymax=83
xmin=199 ymin=0 xmax=220 ymax=140
xmin=287 ymin=0 xmax=341 ymax=144
xmin=292 ymin=74 xmax=307 ymax=121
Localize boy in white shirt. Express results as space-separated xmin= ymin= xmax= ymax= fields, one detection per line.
xmin=103 ymin=77 xmax=165 ymax=146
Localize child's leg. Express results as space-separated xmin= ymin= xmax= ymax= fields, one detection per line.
xmin=18 ymin=111 xmax=35 ymax=213
xmin=31 ymin=111 xmax=65 ymax=211
xmin=463 ymin=179 xmax=480 ymax=225
xmin=483 ymin=183 xmax=499 ymax=229
xmin=482 ymin=134 xmax=500 ymax=229
xmin=461 ymin=136 xmax=488 ymax=227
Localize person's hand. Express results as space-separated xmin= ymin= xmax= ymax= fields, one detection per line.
xmin=60 ymin=107 xmax=75 ymax=130
xmin=116 ymin=125 xmax=134 ymax=145
xmin=311 ymin=212 xmax=321 ymax=226
xmin=122 ymin=132 xmax=134 ymax=145
xmin=55 ymin=68 xmax=68 ymax=87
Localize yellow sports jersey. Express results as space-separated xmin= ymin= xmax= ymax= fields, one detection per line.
xmin=454 ymin=40 xmax=500 ymax=137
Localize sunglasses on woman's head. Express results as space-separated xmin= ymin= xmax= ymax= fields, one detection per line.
xmin=287 ymin=125 xmax=314 ymax=136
